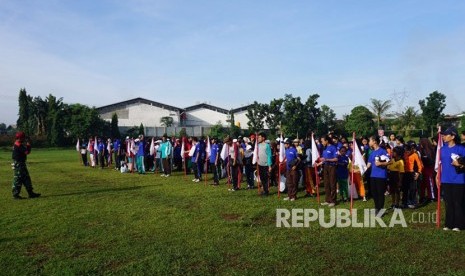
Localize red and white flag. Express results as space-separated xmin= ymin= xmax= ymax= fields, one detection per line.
xmin=180 ymin=137 xmax=185 ymax=160
xmin=279 ymin=133 xmax=285 ymax=162
xmin=353 ymin=136 xmax=368 ymax=176
xmin=206 ymin=136 xmax=211 ymax=159
xmin=311 ymin=133 xmax=319 ymax=167
xmin=252 ymin=134 xmax=259 ymax=165
xmin=434 ymin=126 xmax=442 ymax=172
xmin=150 ymin=138 xmax=155 ymax=155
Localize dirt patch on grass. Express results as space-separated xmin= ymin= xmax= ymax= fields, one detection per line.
xmin=221 ymin=213 xmax=241 ymax=221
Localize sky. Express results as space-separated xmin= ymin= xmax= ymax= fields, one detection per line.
xmin=1 ymin=0 xmax=465 ymax=125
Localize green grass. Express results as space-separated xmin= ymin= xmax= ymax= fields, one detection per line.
xmin=1 ymin=149 xmax=465 ymax=275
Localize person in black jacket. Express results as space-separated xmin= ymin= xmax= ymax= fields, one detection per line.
xmin=12 ymin=131 xmax=41 ymax=199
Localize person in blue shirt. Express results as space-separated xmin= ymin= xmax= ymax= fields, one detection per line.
xmin=367 ymin=135 xmax=389 ymax=216
xmin=209 ymin=138 xmax=220 ymax=186
xmin=191 ymin=137 xmax=200 ymax=182
xmin=136 ymin=135 xmax=145 ymax=174
xmin=284 ymin=139 xmax=300 ymax=201
xmin=337 ymin=146 xmax=350 ymax=202
xmin=317 ymin=135 xmax=338 ymax=207
xmin=438 ymin=127 xmax=465 ymax=231
xmin=113 ymin=138 xmax=121 ymax=170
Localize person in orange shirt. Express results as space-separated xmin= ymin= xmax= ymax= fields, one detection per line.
xmin=402 ymin=141 xmax=424 ymax=208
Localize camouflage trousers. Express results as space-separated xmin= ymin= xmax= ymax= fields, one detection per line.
xmin=12 ymin=161 xmax=33 ymax=196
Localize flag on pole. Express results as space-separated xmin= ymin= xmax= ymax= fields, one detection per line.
xmin=279 ymin=133 xmax=285 ymax=162
xmin=311 ymin=133 xmax=319 ymax=167
xmin=220 ymin=143 xmax=228 ymax=161
xmin=76 ymin=139 xmax=80 ymax=152
xmin=435 ymin=126 xmax=442 ymax=172
xmin=87 ymin=139 xmax=91 ymax=152
xmin=435 ymin=126 xmax=442 ymax=228
xmin=180 ymin=137 xmax=185 ymax=160
xmin=353 ymin=137 xmax=368 ymax=176
xmin=252 ymin=134 xmax=259 ymax=165
xmin=150 ymin=138 xmax=155 ymax=155
xmin=94 ymin=136 xmax=99 ymax=154
xmin=206 ymin=136 xmax=211 ymax=159
xmin=107 ymin=140 xmax=111 ymax=154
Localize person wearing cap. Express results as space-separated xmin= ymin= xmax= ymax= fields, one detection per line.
xmin=317 ymin=135 xmax=338 ymax=207
xmin=438 ymin=127 xmax=465 ymax=231
xmin=256 ymin=132 xmax=272 ymax=196
xmin=12 ymin=131 xmax=40 ymax=199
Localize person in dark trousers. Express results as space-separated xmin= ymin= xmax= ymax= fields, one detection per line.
xmin=317 ymin=135 xmax=338 ymax=207
xmin=209 ymin=138 xmax=220 ymax=186
xmin=12 ymin=131 xmax=41 ymax=199
xmin=367 ymin=136 xmax=389 ymax=216
xmin=438 ymin=127 xmax=465 ymax=231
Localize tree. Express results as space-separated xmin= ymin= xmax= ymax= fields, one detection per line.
xmin=280 ymin=94 xmax=320 ymax=138
xmin=160 ymin=116 xmax=174 ymax=127
xmin=345 ymin=106 xmax=376 ymax=137
xmin=209 ymin=121 xmax=225 ymax=139
xmin=419 ymin=91 xmax=446 ymax=137
xmin=33 ymin=96 xmax=48 ymax=136
xmin=138 ymin=123 xmax=145 ymax=136
xmin=17 ymin=88 xmax=36 ymax=136
xmin=395 ymin=106 xmax=420 ymax=138
xmin=245 ymin=101 xmax=265 ymax=132
xmin=228 ymin=112 xmax=241 ymax=138
xmin=0 ymin=123 xmax=6 ymax=134
xmin=46 ymin=94 xmax=65 ymax=146
xmin=369 ymin=98 xmax=392 ymax=129
xmin=111 ymin=113 xmax=121 ymax=138
xmin=263 ymin=98 xmax=284 ymax=136
xmin=316 ymin=105 xmax=336 ymax=136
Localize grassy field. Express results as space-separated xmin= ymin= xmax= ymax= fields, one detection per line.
xmin=1 ymin=148 xmax=465 ymax=275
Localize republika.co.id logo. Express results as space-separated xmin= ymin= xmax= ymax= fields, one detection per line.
xmin=276 ymin=208 xmax=409 ymax=228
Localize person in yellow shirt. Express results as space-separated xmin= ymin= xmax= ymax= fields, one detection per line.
xmin=387 ymin=146 xmax=405 ymax=208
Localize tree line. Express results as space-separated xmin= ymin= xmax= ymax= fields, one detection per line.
xmin=244 ymin=91 xmax=458 ymax=139
xmin=10 ymin=88 xmax=463 ymax=147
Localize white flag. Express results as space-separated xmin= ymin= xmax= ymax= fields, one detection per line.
xmin=279 ymin=133 xmax=285 ymax=162
xmin=87 ymin=139 xmax=91 ymax=152
xmin=180 ymin=138 xmax=185 ymax=160
xmin=150 ymin=138 xmax=155 ymax=155
xmin=107 ymin=140 xmax=111 ymax=153
xmin=252 ymin=135 xmax=259 ymax=165
xmin=434 ymin=126 xmax=442 ymax=172
xmin=206 ymin=136 xmax=211 ymax=159
xmin=311 ymin=133 xmax=319 ymax=167
xmin=220 ymin=143 xmax=228 ymax=161
xmin=76 ymin=139 xmax=80 ymax=152
xmin=353 ymin=137 xmax=368 ymax=176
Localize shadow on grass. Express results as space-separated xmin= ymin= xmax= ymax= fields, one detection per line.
xmin=42 ymin=185 xmax=150 ymax=198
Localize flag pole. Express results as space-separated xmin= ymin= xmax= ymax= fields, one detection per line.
xmin=436 ymin=126 xmax=442 ymax=228
xmin=350 ymin=132 xmax=355 ymax=215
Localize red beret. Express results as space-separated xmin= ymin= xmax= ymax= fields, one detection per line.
xmin=15 ymin=131 xmax=26 ymax=140
xmin=249 ymin=134 xmax=256 ymax=139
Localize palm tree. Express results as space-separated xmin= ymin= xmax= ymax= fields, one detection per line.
xmin=369 ymin=98 xmax=392 ymax=129
xmin=396 ymin=106 xmax=419 ymax=137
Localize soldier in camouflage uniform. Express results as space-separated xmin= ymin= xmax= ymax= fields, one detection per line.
xmin=12 ymin=131 xmax=41 ymax=199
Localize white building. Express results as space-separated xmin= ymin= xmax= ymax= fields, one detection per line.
xmin=97 ymin=98 xmax=254 ymax=135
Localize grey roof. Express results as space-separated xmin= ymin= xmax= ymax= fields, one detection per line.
xmin=184 ymin=103 xmax=229 ymax=114
xmin=96 ymin=97 xmax=183 ymax=113
xmin=96 ymin=97 xmax=252 ymax=115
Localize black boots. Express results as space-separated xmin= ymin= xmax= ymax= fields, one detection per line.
xmin=28 ymin=192 xmax=41 ymax=198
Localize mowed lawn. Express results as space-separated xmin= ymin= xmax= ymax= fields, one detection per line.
xmin=1 ymin=148 xmax=465 ymax=275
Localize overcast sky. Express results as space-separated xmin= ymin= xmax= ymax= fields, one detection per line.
xmin=1 ymin=0 xmax=464 ymax=125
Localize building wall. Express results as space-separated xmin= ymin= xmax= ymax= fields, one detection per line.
xmin=184 ymin=108 xmax=229 ymax=127
xmin=233 ymin=110 xmax=249 ymax=129
xmin=100 ymin=102 xmax=180 ymax=127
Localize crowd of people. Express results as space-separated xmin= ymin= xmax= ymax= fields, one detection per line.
xmin=12 ymin=127 xmax=465 ymax=231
